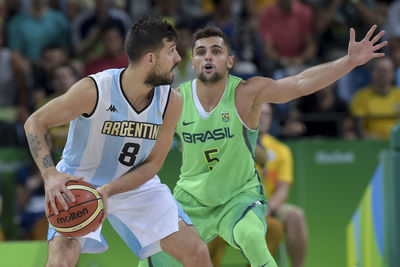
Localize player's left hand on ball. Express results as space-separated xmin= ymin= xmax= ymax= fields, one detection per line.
xmin=44 ymin=170 xmax=84 ymax=215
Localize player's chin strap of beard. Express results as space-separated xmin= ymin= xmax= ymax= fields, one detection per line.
xmin=233 ymin=209 xmax=278 ymax=267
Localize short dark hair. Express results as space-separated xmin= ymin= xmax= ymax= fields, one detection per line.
xmin=192 ymin=27 xmax=232 ymax=55
xmin=124 ymin=16 xmax=177 ymax=63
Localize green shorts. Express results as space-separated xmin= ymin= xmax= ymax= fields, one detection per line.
xmin=173 ymin=185 xmax=268 ymax=249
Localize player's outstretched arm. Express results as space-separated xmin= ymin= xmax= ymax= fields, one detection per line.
xmin=24 ymin=78 xmax=97 ymax=215
xmin=97 ymin=89 xmax=183 ymax=198
xmin=252 ymin=25 xmax=387 ymax=105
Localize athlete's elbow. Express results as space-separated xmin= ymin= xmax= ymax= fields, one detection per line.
xmin=24 ymin=113 xmax=37 ymax=133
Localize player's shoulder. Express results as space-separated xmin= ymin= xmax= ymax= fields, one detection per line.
xmin=70 ymin=76 xmax=97 ymax=94
xmin=164 ymin=87 xmax=182 ymax=115
xmin=170 ymin=87 xmax=182 ymax=103
xmin=237 ymin=76 xmax=275 ymax=93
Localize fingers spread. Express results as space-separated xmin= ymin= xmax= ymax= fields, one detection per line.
xmin=374 ymin=41 xmax=388 ymax=51
xmin=64 ymin=188 xmax=76 ymax=202
xmin=371 ymin=30 xmax=386 ymax=44
xmin=56 ymin=191 xmax=69 ymax=211
xmin=364 ymin=24 xmax=377 ymax=41
xmin=373 ymin=52 xmax=386 ymax=58
xmin=49 ymin=198 xmax=59 ymax=215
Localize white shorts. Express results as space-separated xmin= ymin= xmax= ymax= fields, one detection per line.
xmin=47 ymin=176 xmax=192 ymax=260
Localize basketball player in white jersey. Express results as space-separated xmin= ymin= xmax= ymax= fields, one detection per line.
xmin=24 ymin=17 xmax=212 ymax=267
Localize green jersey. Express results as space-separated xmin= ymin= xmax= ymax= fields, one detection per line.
xmin=175 ymin=75 xmax=262 ymax=206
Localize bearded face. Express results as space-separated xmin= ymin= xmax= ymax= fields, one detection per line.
xmin=197 ymin=68 xmax=224 ymax=84
xmin=144 ymin=59 xmax=178 ymax=87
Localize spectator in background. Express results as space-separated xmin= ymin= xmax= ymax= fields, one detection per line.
xmin=201 ymin=0 xmax=265 ymax=78
xmin=6 ymin=0 xmax=70 ymax=61
xmin=16 ymin=63 xmax=79 ymax=241
xmin=313 ymin=0 xmax=386 ymax=62
xmin=312 ymin=0 xmax=387 ymax=104
xmin=258 ymin=0 xmax=317 ymax=76
xmin=0 ymin=19 xmax=29 ymax=118
xmin=0 ymin=18 xmax=30 ymax=147
xmin=258 ymin=0 xmax=317 ymax=124
xmin=31 ymin=43 xmax=70 ymax=106
xmin=281 ymin=82 xmax=353 ymax=138
xmin=152 ymin=0 xmax=181 ymax=25
xmin=231 ymin=0 xmax=266 ymax=78
xmin=128 ymin=0 xmax=153 ymax=23
xmin=203 ymin=0 xmax=236 ymax=39
xmin=60 ymin=0 xmax=90 ymax=22
xmin=83 ymin=21 xmax=128 ymax=76
xmin=37 ymin=63 xmax=79 ymax=156
xmin=172 ymin=22 xmax=195 ymax=88
xmin=179 ymin=0 xmax=209 ymax=23
xmin=350 ymin=57 xmax=400 ymax=139
xmin=258 ymin=103 xmax=308 ymax=267
xmin=71 ymin=0 xmax=131 ymax=59
xmin=15 ymin=163 xmax=45 ymax=240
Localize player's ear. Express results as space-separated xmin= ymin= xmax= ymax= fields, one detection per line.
xmin=227 ymin=55 xmax=234 ymax=69
xmin=144 ymin=53 xmax=156 ymax=66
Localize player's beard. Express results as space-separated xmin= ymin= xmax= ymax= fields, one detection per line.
xmin=198 ymin=69 xmax=223 ymax=84
xmin=144 ymin=63 xmax=177 ymax=87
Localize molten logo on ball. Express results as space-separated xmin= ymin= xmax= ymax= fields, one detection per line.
xmin=56 ymin=208 xmax=89 ymax=225
xmin=47 ymin=180 xmax=104 ymax=237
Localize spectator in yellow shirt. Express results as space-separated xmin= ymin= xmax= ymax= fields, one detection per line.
xmin=257 ymin=103 xmax=308 ymax=267
xmin=350 ymin=57 xmax=400 ymax=139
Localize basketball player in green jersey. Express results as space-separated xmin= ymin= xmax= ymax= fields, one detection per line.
xmin=140 ymin=25 xmax=386 ymax=266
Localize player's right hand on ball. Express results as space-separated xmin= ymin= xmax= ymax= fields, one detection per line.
xmin=43 ymin=169 xmax=83 ymax=216
xmin=95 ymin=186 xmax=108 ymax=230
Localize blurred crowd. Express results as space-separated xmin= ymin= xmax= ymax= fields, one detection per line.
xmin=0 ymin=0 xmax=399 ymax=242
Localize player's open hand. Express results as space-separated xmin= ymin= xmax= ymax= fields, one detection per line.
xmin=44 ymin=171 xmax=84 ymax=216
xmin=348 ymin=25 xmax=387 ymax=67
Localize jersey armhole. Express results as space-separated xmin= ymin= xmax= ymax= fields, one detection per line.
xmin=82 ymin=76 xmax=99 ymax=118
xmin=162 ymin=85 xmax=172 ymax=119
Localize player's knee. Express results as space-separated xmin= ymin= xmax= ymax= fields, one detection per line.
xmin=191 ymin=240 xmax=210 ymax=262
xmin=287 ymin=207 xmax=306 ymax=227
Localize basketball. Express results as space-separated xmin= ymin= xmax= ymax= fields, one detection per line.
xmin=47 ymin=180 xmax=104 ymax=237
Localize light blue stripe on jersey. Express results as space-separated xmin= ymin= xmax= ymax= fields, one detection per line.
xmin=92 ymin=72 xmax=126 ymax=185
xmin=62 ymin=117 xmax=91 ymax=173
xmin=135 ymin=87 xmax=161 ymax=166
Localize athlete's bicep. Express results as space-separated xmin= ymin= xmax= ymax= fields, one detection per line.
xmin=33 ymin=77 xmax=98 ymax=129
xmin=249 ymin=76 xmax=303 ymax=105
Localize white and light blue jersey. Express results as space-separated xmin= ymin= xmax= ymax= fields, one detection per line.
xmin=57 ymin=68 xmax=171 ymax=186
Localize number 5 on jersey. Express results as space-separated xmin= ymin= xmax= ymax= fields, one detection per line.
xmin=204 ymin=148 xmax=220 ymax=171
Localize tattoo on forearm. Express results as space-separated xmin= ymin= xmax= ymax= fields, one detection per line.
xmin=42 ymin=154 xmax=54 ymax=168
xmin=44 ymin=133 xmax=51 ymax=148
xmin=27 ymin=133 xmax=41 ymax=158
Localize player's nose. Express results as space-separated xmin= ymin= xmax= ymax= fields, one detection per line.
xmin=175 ymin=51 xmax=181 ymax=63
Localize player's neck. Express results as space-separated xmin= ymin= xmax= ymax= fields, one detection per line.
xmin=121 ymin=66 xmax=155 ymax=110
xmin=196 ymin=75 xmax=228 ymax=112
